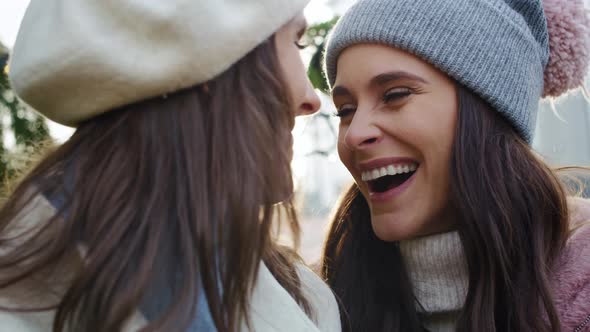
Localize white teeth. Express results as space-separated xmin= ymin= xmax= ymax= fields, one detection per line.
xmin=387 ymin=165 xmax=395 ymax=175
xmin=361 ymin=162 xmax=419 ymax=181
xmin=372 ymin=169 xmax=380 ymax=179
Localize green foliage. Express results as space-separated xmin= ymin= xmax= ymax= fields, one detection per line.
xmin=305 ymin=17 xmax=339 ymax=94
xmin=0 ymin=43 xmax=50 ymax=180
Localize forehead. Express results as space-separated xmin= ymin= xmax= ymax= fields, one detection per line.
xmin=334 ymin=44 xmax=434 ymax=86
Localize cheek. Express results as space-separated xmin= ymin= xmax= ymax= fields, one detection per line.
xmin=418 ymin=101 xmax=457 ymax=215
xmin=408 ymin=94 xmax=457 ymax=165
xmin=394 ymin=97 xmax=456 ymax=214
xmin=429 ymin=105 xmax=456 ymax=174
xmin=422 ymin=118 xmax=454 ymax=171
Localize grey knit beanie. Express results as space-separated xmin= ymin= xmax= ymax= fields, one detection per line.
xmin=324 ymin=0 xmax=590 ymax=142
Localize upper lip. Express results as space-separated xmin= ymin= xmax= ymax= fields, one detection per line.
xmin=357 ymin=157 xmax=419 ymax=172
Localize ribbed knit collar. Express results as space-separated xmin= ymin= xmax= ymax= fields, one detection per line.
xmin=399 ymin=231 xmax=469 ymax=314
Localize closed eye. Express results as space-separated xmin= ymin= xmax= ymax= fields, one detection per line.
xmin=383 ymin=87 xmax=413 ymax=103
xmin=295 ymin=41 xmax=309 ymax=50
xmin=334 ymin=104 xmax=356 ymax=118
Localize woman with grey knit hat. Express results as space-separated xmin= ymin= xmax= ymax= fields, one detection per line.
xmin=320 ymin=0 xmax=590 ymax=331
xmin=0 ymin=1 xmax=341 ymax=332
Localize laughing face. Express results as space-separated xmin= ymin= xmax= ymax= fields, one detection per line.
xmin=333 ymin=44 xmax=458 ymax=241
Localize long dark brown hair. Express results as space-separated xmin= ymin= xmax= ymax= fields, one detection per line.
xmin=322 ymin=85 xmax=570 ymax=332
xmin=0 ymin=36 xmax=312 ymax=331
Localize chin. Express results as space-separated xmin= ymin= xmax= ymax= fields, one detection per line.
xmin=370 ymin=213 xmax=424 ymax=242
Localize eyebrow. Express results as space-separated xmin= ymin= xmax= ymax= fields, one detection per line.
xmin=331 ymin=86 xmax=351 ymax=98
xmin=332 ymin=70 xmax=428 ymax=98
xmin=370 ymin=71 xmax=428 ymax=87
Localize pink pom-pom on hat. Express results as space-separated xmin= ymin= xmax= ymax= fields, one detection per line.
xmin=542 ymin=0 xmax=590 ymax=97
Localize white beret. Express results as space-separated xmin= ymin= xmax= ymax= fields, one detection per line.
xmin=8 ymin=0 xmax=310 ymax=126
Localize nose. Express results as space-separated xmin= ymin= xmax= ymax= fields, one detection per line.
xmin=343 ymin=109 xmax=382 ymax=150
xmin=296 ymin=80 xmax=321 ymax=116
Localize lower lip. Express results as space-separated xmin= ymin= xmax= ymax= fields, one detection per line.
xmin=367 ymin=169 xmax=418 ymax=203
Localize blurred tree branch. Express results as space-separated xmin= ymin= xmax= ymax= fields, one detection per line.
xmin=302 ymin=18 xmax=340 ymax=157
xmin=306 ymin=17 xmax=338 ymax=94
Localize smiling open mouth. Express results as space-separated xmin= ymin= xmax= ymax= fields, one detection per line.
xmin=362 ymin=163 xmax=418 ymax=194
xmin=368 ymin=172 xmax=415 ymax=193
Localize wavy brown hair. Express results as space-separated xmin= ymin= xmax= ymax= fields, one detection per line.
xmin=0 ymin=36 xmax=311 ymax=331
xmin=322 ymin=85 xmax=570 ymax=332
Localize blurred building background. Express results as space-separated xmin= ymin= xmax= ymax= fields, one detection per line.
xmin=1 ymin=0 xmax=589 ymax=263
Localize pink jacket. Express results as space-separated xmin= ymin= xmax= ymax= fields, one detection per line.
xmin=553 ymin=197 xmax=590 ymax=332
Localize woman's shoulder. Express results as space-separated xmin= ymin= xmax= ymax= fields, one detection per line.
xmin=294 ymin=263 xmax=342 ymax=332
xmin=552 ymin=197 xmax=590 ymax=331
xmin=245 ymin=261 xmax=341 ymax=332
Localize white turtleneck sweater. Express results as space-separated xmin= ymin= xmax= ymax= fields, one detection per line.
xmin=399 ymin=231 xmax=468 ymax=332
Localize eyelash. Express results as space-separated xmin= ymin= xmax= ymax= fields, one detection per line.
xmin=334 ymin=87 xmax=415 ymax=118
xmin=383 ymin=87 xmax=413 ymax=103
xmin=295 ymin=41 xmax=309 ymax=50
xmin=334 ymin=107 xmax=355 ymax=118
